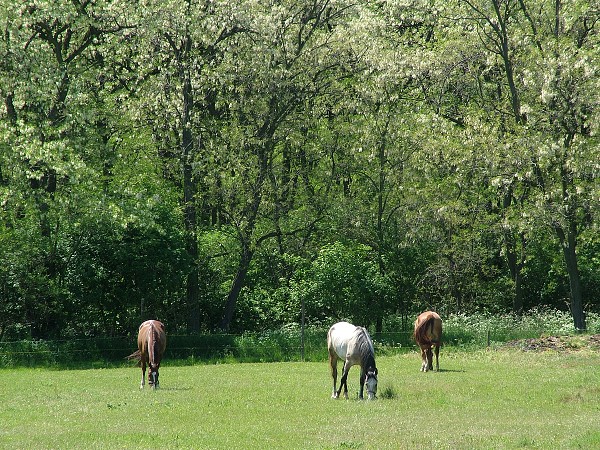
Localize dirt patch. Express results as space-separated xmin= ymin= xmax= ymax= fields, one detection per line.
xmin=504 ymin=334 xmax=600 ymax=352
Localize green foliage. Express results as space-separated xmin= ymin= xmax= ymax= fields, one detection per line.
xmin=291 ymin=242 xmax=394 ymax=328
xmin=1 ymin=0 xmax=599 ymax=338
xmin=443 ymin=308 xmax=600 ymax=347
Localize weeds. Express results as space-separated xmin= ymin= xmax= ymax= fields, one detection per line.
xmin=378 ymin=384 xmax=397 ymax=400
xmin=1 ymin=308 xmax=598 ymax=368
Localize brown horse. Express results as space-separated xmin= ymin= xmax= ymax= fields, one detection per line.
xmin=128 ymin=320 xmax=166 ymax=389
xmin=413 ymin=311 xmax=442 ymax=372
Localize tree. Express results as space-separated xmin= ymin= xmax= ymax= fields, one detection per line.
xmin=215 ymin=0 xmax=359 ymax=331
xmin=127 ymin=0 xmax=247 ymax=332
xmin=0 ymin=0 xmax=137 ymax=337
xmin=292 ymin=242 xmax=392 ymax=328
xmin=528 ymin=0 xmax=600 ymax=329
xmin=434 ymin=0 xmax=600 ymax=326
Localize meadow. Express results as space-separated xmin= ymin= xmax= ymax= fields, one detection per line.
xmin=2 ymin=346 xmax=600 ymax=449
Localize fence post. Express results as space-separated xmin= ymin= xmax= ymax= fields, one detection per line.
xmin=300 ymin=296 xmax=305 ymax=362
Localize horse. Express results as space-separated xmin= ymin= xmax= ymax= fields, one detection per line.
xmin=327 ymin=321 xmax=378 ymax=400
xmin=413 ymin=311 xmax=442 ymax=372
xmin=127 ymin=320 xmax=166 ymax=389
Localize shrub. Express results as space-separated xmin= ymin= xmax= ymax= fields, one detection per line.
xmin=1 ymin=308 xmax=598 ymax=368
xmin=442 ymin=307 xmax=585 ymax=347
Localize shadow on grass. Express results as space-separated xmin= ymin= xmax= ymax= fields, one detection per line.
xmin=436 ymin=368 xmax=466 ymax=373
xmin=157 ymin=387 xmax=194 ymax=392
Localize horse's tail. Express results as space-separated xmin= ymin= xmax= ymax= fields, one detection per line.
xmin=126 ymin=349 xmax=142 ymax=364
xmin=147 ymin=322 xmax=165 ymax=366
xmin=413 ymin=318 xmax=429 ymax=346
xmin=148 ymin=327 xmax=160 ymax=364
xmin=326 ymin=327 xmax=336 ymax=365
xmin=414 ymin=313 xmax=442 ymax=347
xmin=428 ymin=318 xmax=442 ymax=347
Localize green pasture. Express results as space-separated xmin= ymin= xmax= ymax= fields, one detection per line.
xmin=1 ymin=348 xmax=599 ymax=449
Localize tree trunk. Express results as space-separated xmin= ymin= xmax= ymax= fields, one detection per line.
xmin=219 ymin=246 xmax=253 ymax=331
xmin=183 ymin=125 xmax=200 ymax=332
xmin=375 ymin=136 xmax=387 ymax=333
xmin=180 ymin=59 xmax=201 ymax=333
xmin=513 ymin=269 xmax=524 ymax=316
xmin=505 ymin=231 xmax=526 ymax=315
xmin=487 ymin=0 xmax=524 ymax=125
xmin=556 ymin=224 xmax=586 ymax=330
xmin=554 ymin=132 xmax=586 ymax=331
xmin=218 ymin=135 xmax=269 ymax=331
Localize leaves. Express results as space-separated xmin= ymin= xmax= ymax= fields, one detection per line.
xmin=0 ymin=0 xmax=599 ymax=337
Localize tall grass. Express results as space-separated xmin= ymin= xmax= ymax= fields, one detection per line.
xmin=0 ymin=328 xmax=329 ymax=368
xmin=443 ymin=307 xmax=600 ymax=348
xmin=1 ymin=308 xmax=598 ymax=368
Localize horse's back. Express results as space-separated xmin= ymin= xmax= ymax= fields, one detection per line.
xmin=139 ymin=319 xmax=165 ymax=332
xmin=414 ymin=311 xmax=442 ymax=345
xmin=328 ymin=321 xmax=355 ymax=359
xmin=137 ymin=320 xmax=166 ymax=353
xmin=416 ymin=311 xmax=441 ymax=323
xmin=328 ymin=321 xmax=373 ymax=361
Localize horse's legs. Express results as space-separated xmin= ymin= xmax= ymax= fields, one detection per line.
xmin=426 ymin=347 xmax=434 ymax=371
xmin=434 ymin=344 xmax=440 ymax=371
xmin=358 ymin=368 xmax=365 ymax=400
xmin=153 ymin=366 xmax=160 ymax=389
xmin=329 ymin=351 xmax=338 ymax=398
xmin=149 ymin=365 xmax=155 ymax=388
xmin=140 ymin=359 xmax=146 ymax=389
xmin=337 ymin=361 xmax=350 ymax=399
xmin=420 ymin=347 xmax=428 ymax=372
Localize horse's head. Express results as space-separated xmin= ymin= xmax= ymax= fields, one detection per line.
xmin=149 ymin=362 xmax=160 ymax=388
xmin=365 ymin=368 xmax=378 ymax=400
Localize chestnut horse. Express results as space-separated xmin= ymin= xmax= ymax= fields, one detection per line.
xmin=413 ymin=311 xmax=442 ymax=372
xmin=328 ymin=321 xmax=378 ymax=400
xmin=128 ymin=320 xmax=166 ymax=389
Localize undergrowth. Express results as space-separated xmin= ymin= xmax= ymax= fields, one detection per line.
xmin=442 ymin=307 xmax=600 ymax=348
xmin=1 ymin=308 xmax=598 ymax=368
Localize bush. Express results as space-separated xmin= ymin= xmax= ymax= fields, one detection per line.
xmin=442 ymin=307 xmax=594 ymax=347
xmin=1 ymin=308 xmax=598 ymax=368
xmin=292 ymin=242 xmax=395 ymax=328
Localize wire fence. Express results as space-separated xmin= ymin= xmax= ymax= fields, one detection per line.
xmin=2 ymin=326 xmax=525 ymax=369
xmin=0 ymin=330 xmax=421 ymax=368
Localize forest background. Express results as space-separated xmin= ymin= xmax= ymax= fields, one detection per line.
xmin=0 ymin=0 xmax=599 ymax=341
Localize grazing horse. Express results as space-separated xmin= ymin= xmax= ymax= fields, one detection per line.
xmin=413 ymin=311 xmax=442 ymax=372
xmin=128 ymin=320 xmax=166 ymax=389
xmin=327 ymin=321 xmax=378 ymax=400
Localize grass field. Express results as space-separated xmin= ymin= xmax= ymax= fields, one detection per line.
xmin=1 ymin=347 xmax=600 ymax=449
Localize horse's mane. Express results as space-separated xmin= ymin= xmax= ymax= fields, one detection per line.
xmin=126 ymin=320 xmax=164 ymax=364
xmin=355 ymin=327 xmax=377 ymax=371
xmin=148 ymin=322 xmax=164 ymax=366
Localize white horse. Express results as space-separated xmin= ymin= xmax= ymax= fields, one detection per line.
xmin=327 ymin=321 xmax=378 ymax=400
